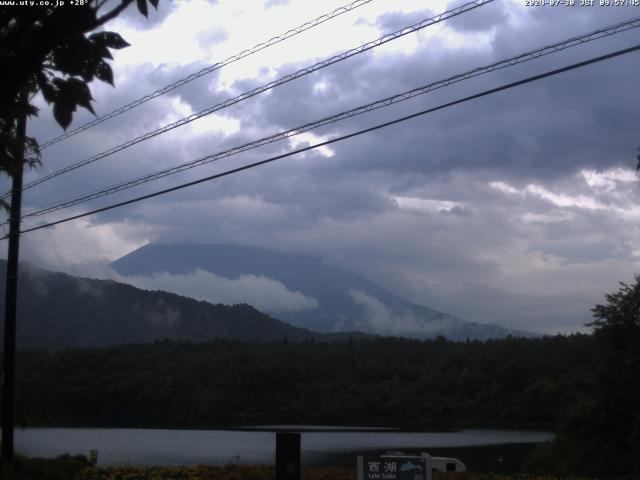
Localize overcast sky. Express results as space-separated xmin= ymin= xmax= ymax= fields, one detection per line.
xmin=5 ymin=0 xmax=640 ymax=334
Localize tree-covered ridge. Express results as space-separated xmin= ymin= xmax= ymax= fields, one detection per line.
xmin=12 ymin=335 xmax=592 ymax=430
xmin=0 ymin=262 xmax=368 ymax=349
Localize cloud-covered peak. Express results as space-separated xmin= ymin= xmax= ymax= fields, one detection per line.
xmin=11 ymin=0 xmax=640 ymax=336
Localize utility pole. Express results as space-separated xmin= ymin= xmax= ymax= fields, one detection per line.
xmin=1 ymin=90 xmax=27 ymax=480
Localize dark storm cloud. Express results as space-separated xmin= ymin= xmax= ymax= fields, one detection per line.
xmin=45 ymin=0 xmax=640 ymax=216
xmin=307 ymin=31 xmax=633 ymax=181
xmin=245 ymin=54 xmax=375 ymax=130
xmin=24 ymin=2 xmax=640 ymax=203
xmin=14 ymin=2 xmax=640 ymax=335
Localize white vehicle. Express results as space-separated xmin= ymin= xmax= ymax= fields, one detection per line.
xmin=427 ymin=456 xmax=466 ymax=473
xmin=377 ymin=452 xmax=466 ymax=478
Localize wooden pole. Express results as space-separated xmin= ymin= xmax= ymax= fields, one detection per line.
xmin=275 ymin=432 xmax=301 ymax=480
xmin=1 ymin=90 xmax=27 ymax=480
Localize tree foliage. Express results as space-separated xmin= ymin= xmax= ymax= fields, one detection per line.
xmin=8 ymin=335 xmax=593 ymax=431
xmin=529 ymin=276 xmax=640 ymax=478
xmin=588 ymin=276 xmax=640 ymax=475
xmin=591 ymin=276 xmax=640 ymax=331
xmin=0 ymin=0 xmax=158 ymax=178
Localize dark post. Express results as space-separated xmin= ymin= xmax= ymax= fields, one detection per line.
xmin=1 ymin=91 xmax=27 ymax=480
xmin=275 ymin=432 xmax=300 ymax=480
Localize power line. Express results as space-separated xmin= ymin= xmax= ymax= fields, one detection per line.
xmin=17 ymin=0 xmax=493 ymax=196
xmin=12 ymin=43 xmax=640 ymax=239
xmin=21 ymin=15 xmax=640 ymax=219
xmin=37 ymin=0 xmax=376 ymax=151
xmin=6 ymin=0 xmax=493 ymax=201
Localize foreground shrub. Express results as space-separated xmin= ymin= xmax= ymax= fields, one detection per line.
xmin=15 ymin=454 xmax=91 ymax=480
xmin=73 ymin=465 xmax=595 ymax=480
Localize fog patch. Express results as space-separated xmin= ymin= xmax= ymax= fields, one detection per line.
xmin=75 ymin=278 xmax=105 ymax=299
xmin=350 ymin=289 xmax=461 ymax=337
xmin=150 ymin=300 xmax=181 ymax=329
xmin=21 ymin=262 xmax=49 ymax=298
xmin=122 ymin=268 xmax=318 ymax=314
xmin=131 ymin=300 xmax=182 ymax=329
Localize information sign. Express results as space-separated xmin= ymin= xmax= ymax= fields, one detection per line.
xmin=357 ymin=455 xmax=431 ymax=480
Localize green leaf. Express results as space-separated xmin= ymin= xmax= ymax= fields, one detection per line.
xmin=36 ymin=73 xmax=57 ymax=104
xmin=88 ymin=31 xmax=130 ymax=49
xmin=52 ymin=77 xmax=95 ymax=119
xmin=64 ymin=77 xmax=95 ymax=115
xmin=90 ymin=39 xmax=112 ymax=60
xmin=53 ymin=101 xmax=74 ymax=130
xmin=76 ymin=96 xmax=95 ymax=115
xmin=51 ymin=34 xmax=102 ymax=82
xmin=52 ymin=45 xmax=84 ymax=77
xmin=95 ymin=60 xmax=114 ymax=86
xmin=136 ymin=0 xmax=148 ymax=17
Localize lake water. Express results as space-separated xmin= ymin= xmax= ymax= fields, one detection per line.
xmin=15 ymin=427 xmax=553 ymax=472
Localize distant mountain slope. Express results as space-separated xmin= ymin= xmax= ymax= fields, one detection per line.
xmin=112 ymin=243 xmax=533 ymax=340
xmin=0 ymin=261 xmax=360 ymax=350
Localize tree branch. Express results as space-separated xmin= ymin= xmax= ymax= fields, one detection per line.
xmin=93 ymin=0 xmax=135 ymax=29
xmin=95 ymin=0 xmax=110 ymax=11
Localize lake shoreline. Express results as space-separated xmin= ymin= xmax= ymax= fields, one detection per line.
xmin=15 ymin=427 xmax=554 ymax=471
xmin=16 ymin=424 xmax=552 ymax=434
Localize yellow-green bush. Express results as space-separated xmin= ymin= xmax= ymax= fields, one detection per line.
xmin=73 ymin=465 xmax=593 ymax=480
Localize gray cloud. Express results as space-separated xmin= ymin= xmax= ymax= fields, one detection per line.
xmin=418 ymin=283 xmax=597 ymax=335
xmin=9 ymin=2 xmax=640 ymax=336
xmin=119 ymin=268 xmax=319 ymax=313
xmin=264 ymin=0 xmax=289 ymax=8
xmin=445 ymin=0 xmax=509 ymax=32
xmin=196 ymin=28 xmax=229 ymax=50
xmin=375 ymin=9 xmax=434 ymax=34
xmin=440 ymin=205 xmax=473 ymax=217
xmin=114 ymin=0 xmax=180 ymax=31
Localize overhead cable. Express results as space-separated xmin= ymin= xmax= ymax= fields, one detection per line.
xmin=12 ymin=43 xmax=640 ymax=238
xmin=7 ymin=0 xmax=493 ymax=201
xmin=21 ymin=15 xmax=640 ymax=219
xmin=37 ymin=0 xmax=376 ymax=150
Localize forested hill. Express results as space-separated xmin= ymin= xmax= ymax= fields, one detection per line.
xmin=14 ymin=335 xmax=593 ymax=430
xmin=0 ymin=261 xmax=366 ymax=349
